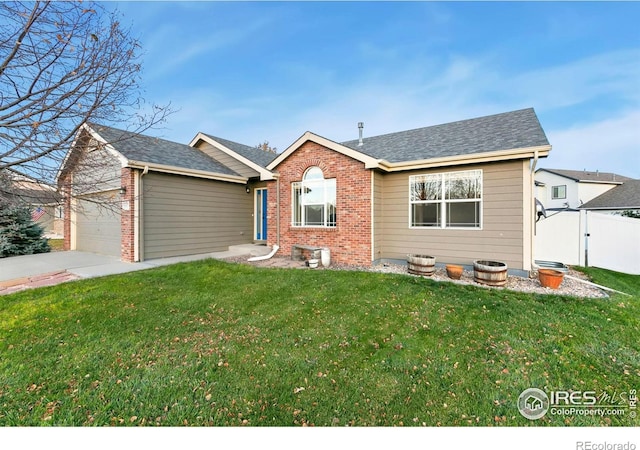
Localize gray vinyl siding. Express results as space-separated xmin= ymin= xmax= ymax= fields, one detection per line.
xmin=75 ymin=194 xmax=121 ymax=256
xmin=373 ymin=171 xmax=384 ymax=261
xmin=142 ymin=172 xmax=253 ymax=259
xmin=72 ymin=143 xmax=122 ymax=195
xmin=378 ymin=160 xmax=528 ymax=269
xmin=194 ymin=142 xmax=260 ymax=178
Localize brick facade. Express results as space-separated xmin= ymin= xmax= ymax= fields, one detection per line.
xmin=267 ymin=141 xmax=372 ymax=266
xmin=120 ymin=167 xmax=136 ymax=262
xmin=61 ymin=174 xmax=72 ymax=251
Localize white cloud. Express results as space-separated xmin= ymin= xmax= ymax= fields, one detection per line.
xmin=150 ymin=44 xmax=639 ymax=182
xmin=142 ymin=17 xmax=273 ymax=80
xmin=507 ymin=49 xmax=640 ymax=110
xmin=543 ymin=110 xmax=640 ymax=179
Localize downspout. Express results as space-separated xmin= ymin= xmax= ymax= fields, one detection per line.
xmin=137 ymin=165 xmax=149 ymax=262
xmin=530 ymin=149 xmax=539 ymax=273
xmin=248 ymin=245 xmax=280 ymax=262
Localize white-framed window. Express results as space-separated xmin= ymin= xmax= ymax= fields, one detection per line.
xmin=292 ymin=166 xmax=336 ymax=227
xmin=409 ymin=169 xmax=482 ymax=229
xmin=552 ymin=185 xmax=566 ymax=199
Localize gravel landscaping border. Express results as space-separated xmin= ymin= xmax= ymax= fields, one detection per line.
xmin=224 ymin=256 xmax=608 ymax=298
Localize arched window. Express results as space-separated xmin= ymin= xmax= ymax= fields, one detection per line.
xmin=292 ymin=166 xmax=336 ymax=227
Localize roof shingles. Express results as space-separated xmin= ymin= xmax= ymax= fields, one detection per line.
xmin=91 ymin=125 xmax=239 ymax=176
xmin=580 ymin=179 xmax=640 ymax=210
xmin=341 ymin=108 xmax=549 ymax=163
xmin=203 ymin=133 xmax=276 ymax=168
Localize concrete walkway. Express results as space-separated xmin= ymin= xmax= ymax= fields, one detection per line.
xmin=0 ymin=244 xmax=271 ymax=295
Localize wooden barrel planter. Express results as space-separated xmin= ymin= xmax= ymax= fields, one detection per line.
xmin=538 ymin=269 xmax=564 ymax=289
xmin=473 ymin=260 xmax=508 ymax=286
xmin=407 ymin=255 xmax=436 ymax=277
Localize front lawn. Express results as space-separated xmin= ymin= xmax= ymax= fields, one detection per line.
xmin=0 ymin=260 xmax=638 ymax=426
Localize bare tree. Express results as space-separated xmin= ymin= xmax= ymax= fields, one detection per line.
xmin=256 ymin=141 xmax=277 ymax=154
xmin=0 ymin=1 xmax=170 ymax=206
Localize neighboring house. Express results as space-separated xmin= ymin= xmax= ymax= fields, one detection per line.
xmin=1 ymin=169 xmax=63 ymax=237
xmin=535 ymin=168 xmax=632 ymax=211
xmin=579 ymin=179 xmax=640 ymax=213
xmin=534 ymin=175 xmax=639 ymax=274
xmin=60 ymin=108 xmax=551 ymax=275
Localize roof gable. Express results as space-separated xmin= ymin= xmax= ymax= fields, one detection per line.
xmin=580 ymin=179 xmax=640 ymax=210
xmin=202 ymin=134 xmax=276 ymax=168
xmin=267 ymin=131 xmax=381 ymax=171
xmin=59 ymin=124 xmax=247 ymax=184
xmin=190 ymin=133 xmax=275 ymax=180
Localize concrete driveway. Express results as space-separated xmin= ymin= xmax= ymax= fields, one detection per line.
xmin=0 ymin=244 xmax=271 ymax=294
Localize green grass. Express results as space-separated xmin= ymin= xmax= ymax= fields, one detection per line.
xmin=0 ymin=261 xmax=638 ymax=426
xmin=46 ymin=239 xmax=65 ymax=252
xmin=577 ymin=266 xmax=640 ymax=297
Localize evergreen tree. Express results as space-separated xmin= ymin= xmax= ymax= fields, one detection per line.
xmin=0 ymin=203 xmax=50 ymax=258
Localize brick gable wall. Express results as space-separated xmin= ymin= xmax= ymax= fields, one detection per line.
xmin=267 ymin=141 xmax=372 ymax=266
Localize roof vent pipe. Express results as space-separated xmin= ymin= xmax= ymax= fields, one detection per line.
xmin=358 ymin=122 xmax=364 ymax=146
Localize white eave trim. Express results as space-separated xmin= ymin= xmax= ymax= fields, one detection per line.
xmin=126 ymin=160 xmax=248 ymax=184
xmin=267 ymin=133 xmax=551 ymax=173
xmin=56 ymin=123 xmax=129 ymax=185
xmin=579 ymin=206 xmax=640 ymax=211
xmin=267 ymin=131 xmax=381 ymax=170
xmin=577 ymin=180 xmax=626 ymax=185
xmin=377 ymin=145 xmax=552 ymax=172
xmin=82 ymin=124 xmax=130 ymax=167
xmin=190 ymin=133 xmax=274 ymax=181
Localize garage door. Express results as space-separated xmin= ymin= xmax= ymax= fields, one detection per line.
xmin=76 ymin=194 xmax=121 ymax=257
xmin=143 ymin=173 xmax=252 ymax=260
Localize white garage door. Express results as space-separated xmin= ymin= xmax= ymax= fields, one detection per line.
xmin=76 ymin=194 xmax=121 ymax=257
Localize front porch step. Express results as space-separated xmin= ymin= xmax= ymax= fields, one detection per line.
xmin=226 ymin=244 xmax=272 ymax=258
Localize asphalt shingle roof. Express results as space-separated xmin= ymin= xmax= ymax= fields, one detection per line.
xmin=341 ymin=108 xmax=550 ymax=163
xmin=91 ymin=125 xmax=239 ymax=176
xmin=202 ymin=133 xmax=276 ymax=168
xmin=537 ymin=168 xmax=632 ymax=183
xmin=580 ymin=179 xmax=640 ymax=210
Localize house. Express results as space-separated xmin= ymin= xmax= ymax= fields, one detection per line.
xmin=535 ymin=168 xmax=632 ymax=211
xmin=60 ymin=108 xmax=551 ymax=275
xmin=579 ymin=179 xmax=640 ymax=213
xmin=1 ymin=169 xmax=63 ymax=237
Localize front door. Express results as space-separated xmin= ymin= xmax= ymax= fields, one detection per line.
xmin=255 ymin=188 xmax=267 ymax=241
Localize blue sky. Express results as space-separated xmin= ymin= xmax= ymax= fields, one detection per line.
xmin=110 ymin=1 xmax=640 ymax=178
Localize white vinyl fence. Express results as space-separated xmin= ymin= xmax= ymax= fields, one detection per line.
xmin=534 ymin=211 xmax=640 ymax=275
